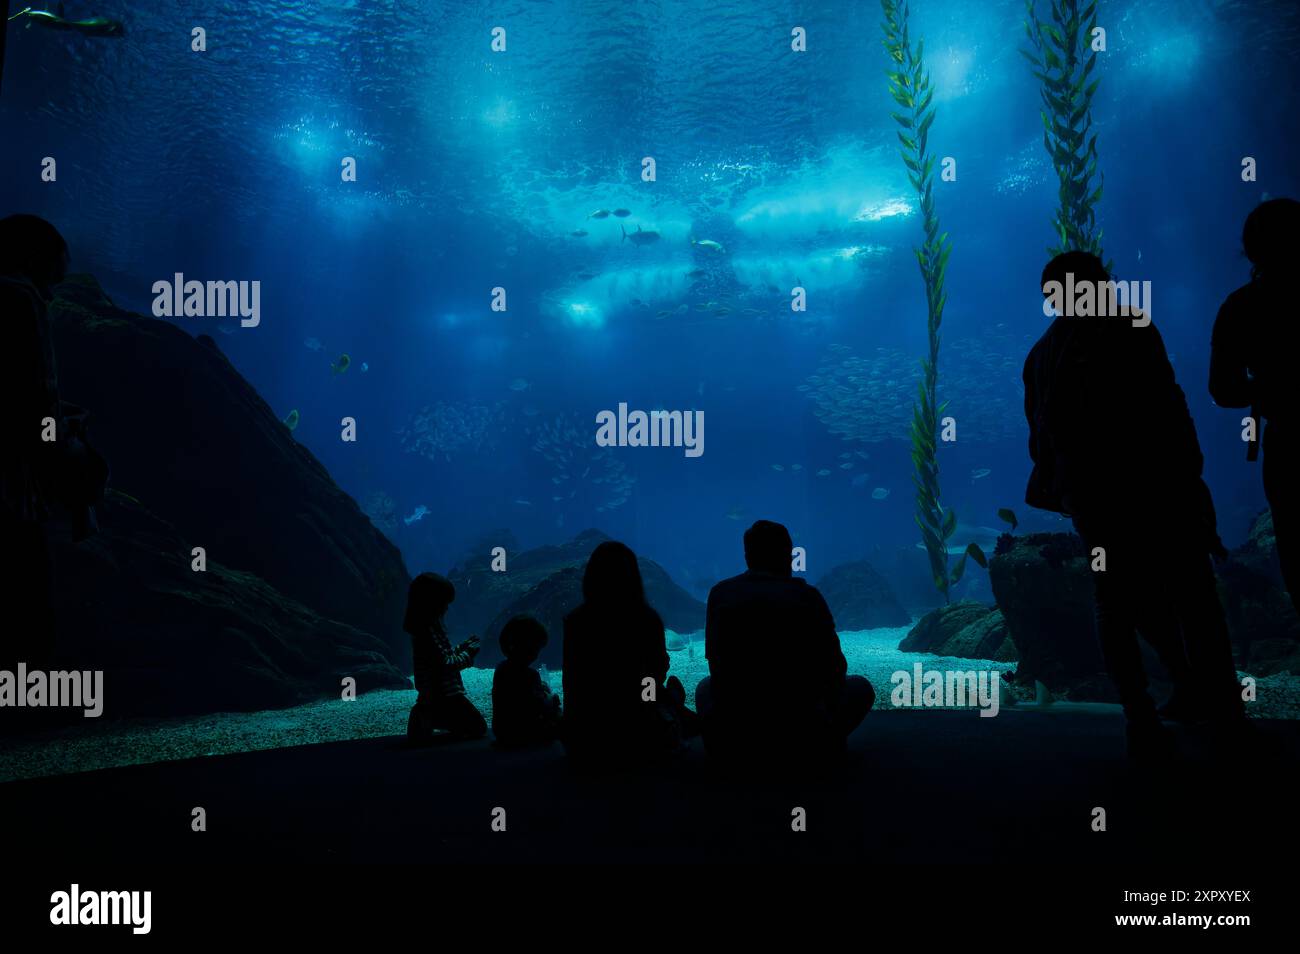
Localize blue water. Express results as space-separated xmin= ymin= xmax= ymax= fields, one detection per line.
xmin=3 ymin=0 xmax=1299 ymax=602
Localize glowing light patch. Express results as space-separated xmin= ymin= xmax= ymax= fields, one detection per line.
xmin=482 ymin=98 xmax=519 ymax=129
xmin=853 ymin=197 xmax=912 ymax=222
xmin=565 ymin=301 xmax=604 ymax=328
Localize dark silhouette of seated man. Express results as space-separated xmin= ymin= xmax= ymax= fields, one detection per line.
xmin=696 ymin=520 xmax=874 ymax=766
xmin=0 ymin=214 xmax=70 ymax=675
xmin=1210 ymin=198 xmax=1300 ymax=613
xmin=1024 ymin=251 xmax=1243 ymax=757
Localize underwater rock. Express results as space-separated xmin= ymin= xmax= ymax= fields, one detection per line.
xmin=1217 ymin=510 xmax=1300 ymax=675
xmin=899 ymin=601 xmax=1016 ymax=661
xmin=48 ymin=275 xmax=412 ymax=668
xmin=51 ymin=490 xmax=409 ymax=719
xmin=445 ymin=528 xmax=705 ymax=667
xmin=814 ymin=560 xmax=910 ymax=630
xmin=988 ymin=533 xmax=1114 ymax=699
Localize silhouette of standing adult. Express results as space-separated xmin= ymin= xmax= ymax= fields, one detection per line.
xmin=1024 ymin=251 xmax=1242 ymax=757
xmin=1211 ymin=198 xmax=1300 ymax=612
xmin=696 ymin=520 xmax=874 ymax=766
xmin=0 ymin=214 xmax=71 ymax=675
xmin=561 ymin=541 xmax=691 ymax=768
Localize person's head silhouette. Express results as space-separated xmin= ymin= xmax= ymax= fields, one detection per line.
xmin=1041 ymin=250 xmax=1109 ymax=296
xmin=582 ymin=540 xmax=646 ymax=608
xmin=0 ymin=214 xmax=69 ymax=301
xmin=403 ymin=572 xmax=455 ymax=635
xmin=1242 ymin=197 xmax=1300 ymax=280
xmin=743 ymin=520 xmax=793 ymax=577
xmin=499 ymin=615 xmax=548 ymax=665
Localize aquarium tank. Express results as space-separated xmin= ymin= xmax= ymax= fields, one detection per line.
xmin=0 ymin=0 xmax=1297 ymax=890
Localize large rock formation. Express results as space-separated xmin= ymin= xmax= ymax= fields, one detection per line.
xmin=899 ymin=601 xmax=1016 ymax=661
xmin=49 ymin=275 xmax=412 ymax=668
xmin=988 ymin=533 xmax=1112 ymax=699
xmin=814 ymin=559 xmax=910 ymax=630
xmin=53 ymin=491 xmax=409 ymax=719
xmin=988 ymin=532 xmax=1175 ymax=702
xmin=446 ymin=529 xmax=705 ymax=667
xmin=1218 ymin=511 xmax=1300 ymax=675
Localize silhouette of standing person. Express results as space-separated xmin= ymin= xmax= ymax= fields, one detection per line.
xmin=0 ymin=214 xmax=70 ymax=675
xmin=1210 ymin=198 xmax=1300 ymax=612
xmin=561 ymin=540 xmax=693 ymax=769
xmin=1024 ymin=251 xmax=1243 ymax=758
xmin=696 ymin=520 xmax=874 ymax=767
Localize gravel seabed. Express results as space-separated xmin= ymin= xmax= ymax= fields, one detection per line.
xmin=2 ymin=625 xmax=1294 ymax=783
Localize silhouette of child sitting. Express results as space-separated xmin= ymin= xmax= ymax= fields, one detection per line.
xmin=404 ymin=572 xmax=487 ymax=744
xmin=491 ymin=615 xmax=562 ymax=748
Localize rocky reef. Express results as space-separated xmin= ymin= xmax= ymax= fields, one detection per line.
xmin=814 ymin=559 xmax=910 ymax=630
xmin=54 ymin=490 xmax=408 ymax=717
xmin=899 ymin=601 xmax=1016 ymax=661
xmin=445 ymin=528 xmax=705 ymax=668
xmin=41 ymin=276 xmax=412 ymax=716
xmin=1217 ymin=511 xmax=1300 ymax=675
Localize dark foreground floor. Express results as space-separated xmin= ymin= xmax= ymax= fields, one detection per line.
xmin=2 ymin=707 xmax=1296 ymax=864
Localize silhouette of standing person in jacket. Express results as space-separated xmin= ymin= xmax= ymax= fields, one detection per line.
xmin=1024 ymin=251 xmax=1243 ymax=758
xmin=1210 ymin=198 xmax=1300 ymax=612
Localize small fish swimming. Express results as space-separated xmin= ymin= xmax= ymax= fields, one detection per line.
xmin=790 ymin=464 xmax=802 ymax=471
xmin=403 ymin=505 xmax=430 ymax=526
xmin=771 ymin=464 xmax=785 ymax=472
xmin=283 ymin=409 xmax=300 ymax=431
xmin=851 ymin=473 xmax=870 ymax=488
xmin=508 ymin=377 xmax=530 ymax=391
xmin=514 ymin=499 xmax=533 ymax=506
xmin=839 ymin=462 xmax=854 ymax=470
xmin=360 ymin=362 xmax=369 ymax=372
xmin=971 ymin=467 xmax=992 ymax=481
xmin=612 ymin=209 xmax=631 ymax=217
xmin=304 ymin=337 xmax=325 ymax=352
xmin=588 ymin=209 xmax=611 ymax=219
xmin=570 ymin=229 xmax=588 ymax=237
xmin=871 ymin=487 xmax=891 ymax=500
xmin=331 ymin=353 xmax=351 ymax=375
xmin=691 ymin=238 xmax=726 ymax=253
xmin=816 ymin=469 xmax=831 ymax=477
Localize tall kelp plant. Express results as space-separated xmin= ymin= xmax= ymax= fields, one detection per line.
xmin=1022 ymin=0 xmax=1109 ymax=268
xmin=881 ymin=0 xmax=980 ymax=604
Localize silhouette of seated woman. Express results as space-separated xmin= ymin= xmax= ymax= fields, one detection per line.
xmin=561 ymin=540 xmax=693 ymax=768
xmin=696 ymin=520 xmax=874 ymax=766
xmin=1211 ymin=197 xmax=1300 ymax=613
xmin=1024 ymin=251 xmax=1243 ymax=757
xmin=404 ymin=572 xmax=487 ymax=744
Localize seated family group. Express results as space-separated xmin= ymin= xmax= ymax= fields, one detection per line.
xmin=405 ymin=519 xmax=875 ymax=767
